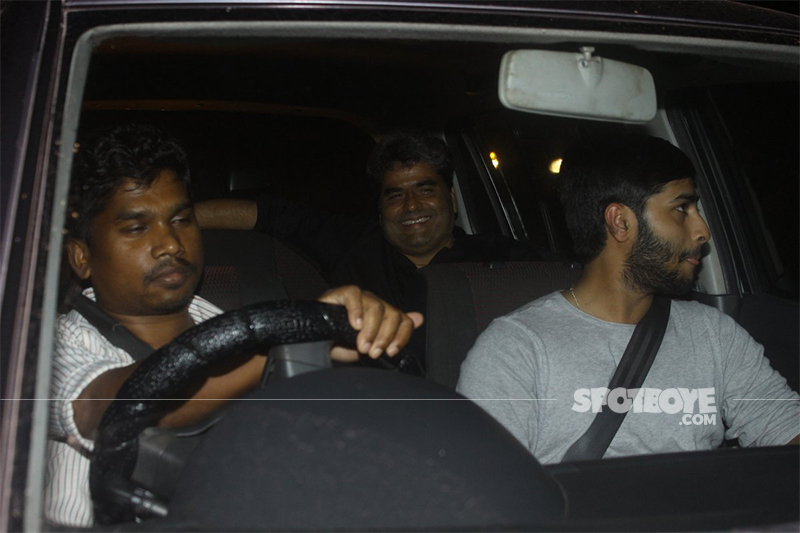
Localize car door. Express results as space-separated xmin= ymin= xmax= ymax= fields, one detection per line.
xmin=1 ymin=1 xmax=66 ymax=531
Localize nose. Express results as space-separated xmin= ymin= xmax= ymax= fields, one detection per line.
xmin=693 ymin=213 xmax=711 ymax=244
xmin=151 ymin=222 xmax=183 ymax=258
xmin=403 ymin=191 xmax=421 ymax=212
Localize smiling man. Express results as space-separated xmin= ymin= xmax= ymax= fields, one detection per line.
xmin=45 ymin=124 xmax=423 ymax=527
xmin=376 ymin=157 xmax=457 ymax=269
xmin=457 ymin=134 xmax=799 ymax=463
xmin=195 ymin=132 xmax=547 ymax=315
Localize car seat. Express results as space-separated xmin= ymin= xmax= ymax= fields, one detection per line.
xmin=197 ymin=229 xmax=329 ymax=310
xmin=422 ymin=261 xmax=581 ymax=389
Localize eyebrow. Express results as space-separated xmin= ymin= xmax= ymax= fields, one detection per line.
xmin=671 ymin=192 xmax=700 ymax=203
xmin=113 ymin=201 xmax=192 ymax=223
xmin=382 ymin=179 xmax=439 ymax=196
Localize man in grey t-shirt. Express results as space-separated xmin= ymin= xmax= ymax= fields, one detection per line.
xmin=457 ymin=134 xmax=799 ymax=464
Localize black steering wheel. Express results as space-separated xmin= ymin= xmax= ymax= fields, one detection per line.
xmin=89 ymin=300 xmax=420 ymax=524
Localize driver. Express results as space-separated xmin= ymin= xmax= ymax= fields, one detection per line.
xmin=45 ymin=123 xmax=424 ymax=527
xmin=457 ymin=134 xmax=799 ymax=463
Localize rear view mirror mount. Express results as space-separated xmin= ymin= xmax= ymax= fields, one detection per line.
xmin=499 ymin=47 xmax=657 ymax=123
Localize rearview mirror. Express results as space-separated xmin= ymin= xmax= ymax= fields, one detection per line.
xmin=498 ymin=48 xmax=656 ymax=123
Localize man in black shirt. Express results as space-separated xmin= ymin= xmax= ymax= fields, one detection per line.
xmin=196 ymin=133 xmax=544 ymax=312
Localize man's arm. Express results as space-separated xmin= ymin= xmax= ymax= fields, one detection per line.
xmin=194 ymin=199 xmax=257 ymax=230
xmin=711 ymin=307 xmax=800 ymax=447
xmin=73 ymin=287 xmax=424 ymax=439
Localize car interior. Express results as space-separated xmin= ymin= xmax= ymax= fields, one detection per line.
xmin=23 ymin=8 xmax=799 ymax=532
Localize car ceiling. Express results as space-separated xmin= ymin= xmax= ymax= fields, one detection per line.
xmin=82 ymin=34 xmax=797 ymax=132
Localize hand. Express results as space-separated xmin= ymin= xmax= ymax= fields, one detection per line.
xmin=318 ymin=285 xmax=424 ymax=363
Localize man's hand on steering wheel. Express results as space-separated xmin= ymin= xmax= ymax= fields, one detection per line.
xmin=319 ymin=285 xmax=424 ymax=363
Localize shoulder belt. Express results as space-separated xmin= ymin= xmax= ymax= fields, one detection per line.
xmin=561 ymin=296 xmax=671 ymax=462
xmin=70 ymin=294 xmax=155 ymax=362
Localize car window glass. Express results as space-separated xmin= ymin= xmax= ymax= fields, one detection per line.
xmin=78 ymin=111 xmax=376 ymax=216
xmin=708 ymin=82 xmax=799 ymax=299
xmin=467 ymin=111 xmax=640 ymax=257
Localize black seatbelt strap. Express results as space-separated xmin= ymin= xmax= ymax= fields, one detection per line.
xmin=561 ymin=296 xmax=671 ymax=462
xmin=70 ymin=294 xmax=155 ymax=361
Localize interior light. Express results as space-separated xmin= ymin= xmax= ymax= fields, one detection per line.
xmin=549 ymin=158 xmax=563 ymax=174
xmin=489 ymin=151 xmax=500 ymax=169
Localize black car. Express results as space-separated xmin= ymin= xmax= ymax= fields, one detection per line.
xmin=2 ymin=1 xmax=798 ymax=531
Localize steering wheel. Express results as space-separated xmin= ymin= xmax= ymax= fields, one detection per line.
xmin=89 ymin=300 xmax=420 ymax=524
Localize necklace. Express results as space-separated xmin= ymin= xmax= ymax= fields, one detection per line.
xmin=569 ymin=287 xmax=581 ymax=310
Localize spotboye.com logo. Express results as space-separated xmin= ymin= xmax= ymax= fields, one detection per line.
xmin=572 ymin=387 xmax=717 ymax=426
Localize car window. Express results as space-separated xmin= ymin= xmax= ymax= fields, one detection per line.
xmin=465 ymin=111 xmax=642 ymax=257
xmin=78 ymin=111 xmax=376 ymax=215
xmin=705 ymin=82 xmax=799 ymax=299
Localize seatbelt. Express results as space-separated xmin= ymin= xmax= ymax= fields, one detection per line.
xmin=561 ymin=296 xmax=671 ymax=462
xmin=70 ymin=294 xmax=155 ymax=361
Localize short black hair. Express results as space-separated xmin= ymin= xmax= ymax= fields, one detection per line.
xmin=68 ymin=123 xmax=191 ymax=243
xmin=559 ymin=134 xmax=696 ymax=263
xmin=366 ymin=131 xmax=454 ymax=192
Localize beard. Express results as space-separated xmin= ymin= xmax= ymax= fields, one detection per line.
xmin=622 ymin=217 xmax=702 ymax=296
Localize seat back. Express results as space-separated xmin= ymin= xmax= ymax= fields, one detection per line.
xmin=422 ymin=261 xmax=581 ymax=389
xmin=197 ymin=229 xmax=329 ymax=311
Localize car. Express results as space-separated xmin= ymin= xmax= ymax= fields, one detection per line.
xmin=2 ymin=1 xmax=798 ymax=531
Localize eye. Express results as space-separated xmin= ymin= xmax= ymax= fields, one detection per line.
xmin=172 ymin=210 xmax=194 ymax=226
xmin=419 ymin=187 xmax=435 ymax=195
xmin=122 ymin=225 xmax=145 ymax=235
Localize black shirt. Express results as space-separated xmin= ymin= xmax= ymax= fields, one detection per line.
xmin=254 ymin=195 xmax=547 ymax=313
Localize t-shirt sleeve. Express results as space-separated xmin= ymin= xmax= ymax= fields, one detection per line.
xmin=456 ymin=317 xmax=541 ymax=450
xmin=49 ymin=315 xmax=134 ymax=451
xmin=713 ymin=309 xmax=800 ymax=447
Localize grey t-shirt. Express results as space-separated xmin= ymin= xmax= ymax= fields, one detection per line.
xmin=456 ymin=291 xmax=799 ymax=464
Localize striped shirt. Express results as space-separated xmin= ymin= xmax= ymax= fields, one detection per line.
xmin=44 ymin=288 xmax=222 ymax=527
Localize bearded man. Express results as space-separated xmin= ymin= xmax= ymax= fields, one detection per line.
xmin=456 ymin=134 xmax=799 ymax=464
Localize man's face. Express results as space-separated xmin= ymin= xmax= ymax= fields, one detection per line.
xmin=74 ymin=170 xmax=203 ymax=317
xmin=622 ymin=178 xmax=711 ymax=296
xmin=379 ymin=161 xmax=456 ymax=265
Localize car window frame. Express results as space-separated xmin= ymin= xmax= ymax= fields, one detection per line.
xmin=19 ymin=11 xmax=800 ymax=530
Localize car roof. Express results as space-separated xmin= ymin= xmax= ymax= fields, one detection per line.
xmin=63 ymin=0 xmax=799 ymax=43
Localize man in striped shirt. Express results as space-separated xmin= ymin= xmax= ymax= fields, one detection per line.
xmin=45 ymin=123 xmax=423 ymax=527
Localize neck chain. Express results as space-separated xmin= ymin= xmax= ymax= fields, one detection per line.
xmin=569 ymin=287 xmax=581 ymax=310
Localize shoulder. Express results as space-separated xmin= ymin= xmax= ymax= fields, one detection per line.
xmin=55 ymin=308 xmax=102 ymax=351
xmin=502 ymin=291 xmax=572 ymax=329
xmin=189 ymin=295 xmax=225 ymax=322
xmin=669 ymin=299 xmax=741 ymax=334
xmin=472 ymin=291 xmax=565 ymax=353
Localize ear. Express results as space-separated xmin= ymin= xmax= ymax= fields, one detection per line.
xmin=604 ymin=203 xmax=634 ymax=244
xmin=450 ymin=187 xmax=457 ymax=214
xmin=67 ymin=238 xmax=92 ymax=280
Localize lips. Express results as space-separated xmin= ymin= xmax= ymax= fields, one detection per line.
xmin=684 ymin=256 xmax=701 ymax=266
xmin=146 ymin=262 xmax=195 ymax=285
xmin=401 ymin=216 xmax=431 ymax=226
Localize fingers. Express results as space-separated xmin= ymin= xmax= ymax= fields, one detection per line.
xmin=406 ymin=311 xmax=424 ymax=329
xmin=361 ymin=297 xmax=395 ymax=357
xmin=329 ymin=346 xmax=360 ymax=363
xmin=318 ymin=285 xmax=424 ymax=362
xmin=318 ymin=285 xmax=364 ymax=330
